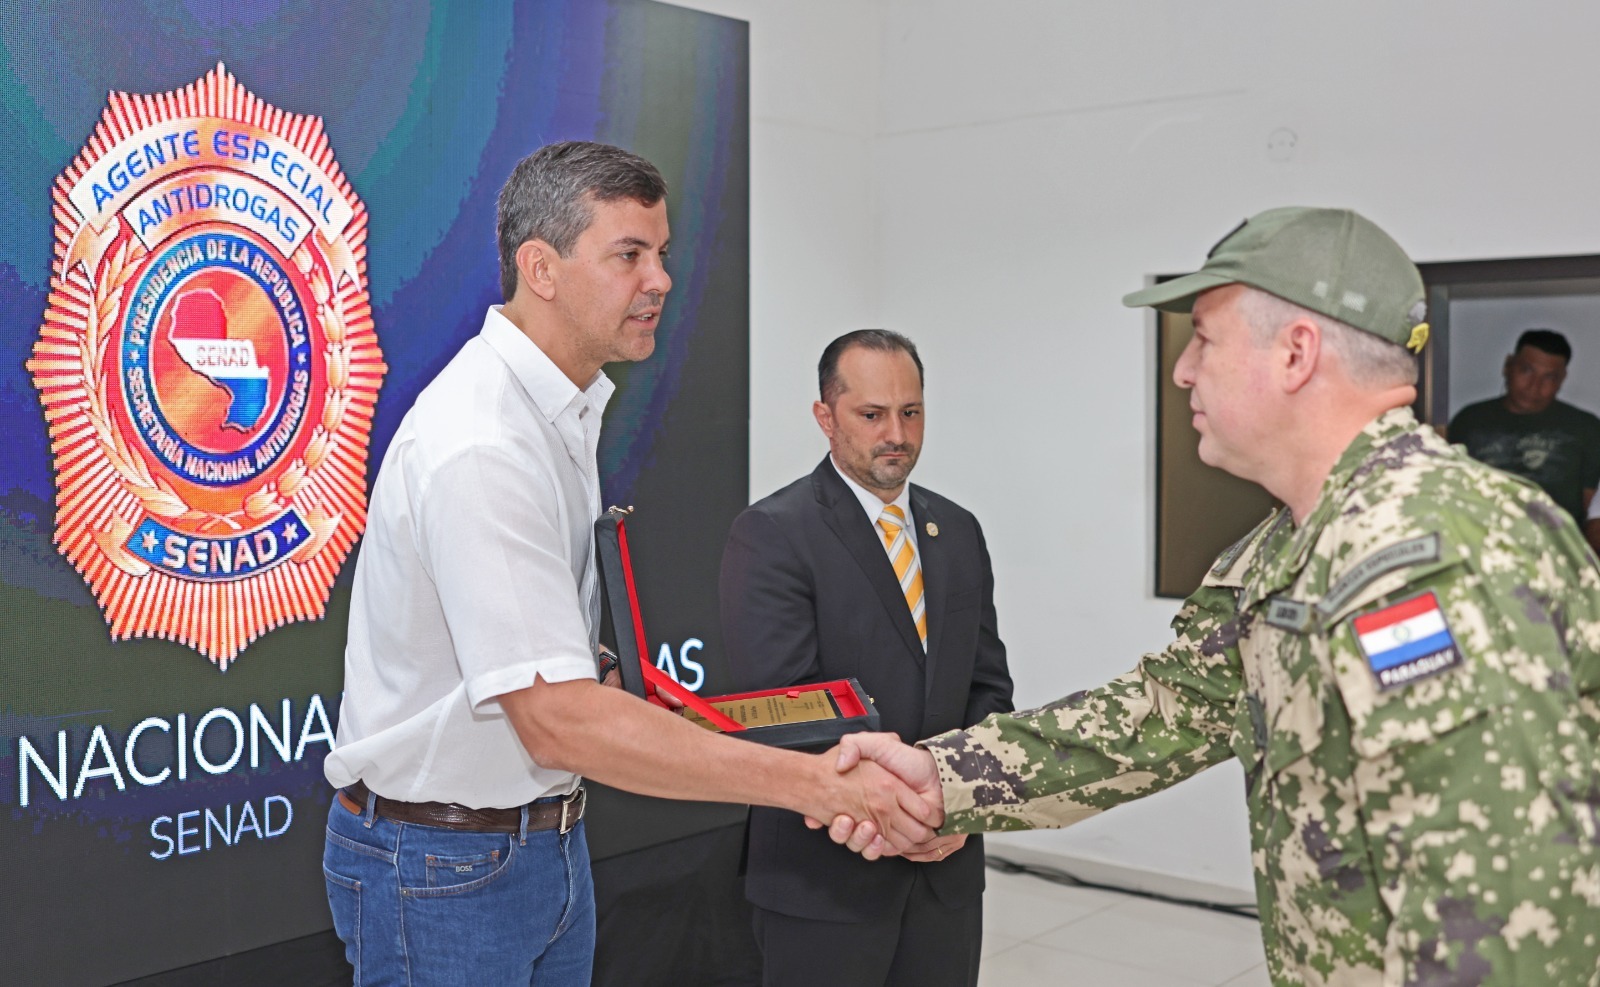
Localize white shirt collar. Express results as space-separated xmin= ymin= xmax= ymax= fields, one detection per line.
xmin=480 ymin=306 xmax=614 ymax=423
xmin=830 ymin=455 xmax=915 ymax=540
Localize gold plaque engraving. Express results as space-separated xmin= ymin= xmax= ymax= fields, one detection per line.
xmin=683 ymin=689 xmax=839 ymax=732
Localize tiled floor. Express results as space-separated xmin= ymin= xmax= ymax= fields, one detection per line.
xmin=979 ymin=864 xmax=1270 ymax=987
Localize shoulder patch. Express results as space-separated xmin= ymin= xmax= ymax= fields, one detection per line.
xmin=1211 ymin=512 xmax=1283 ymax=579
xmin=1350 ymin=590 xmax=1462 ymax=690
xmin=1210 ymin=532 xmax=1252 ymax=577
xmin=1317 ymin=534 xmax=1440 ymax=618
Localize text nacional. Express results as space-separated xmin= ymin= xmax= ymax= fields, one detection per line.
xmin=14 ymin=694 xmax=335 ymax=808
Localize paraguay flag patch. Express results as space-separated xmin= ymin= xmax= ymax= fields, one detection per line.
xmin=1351 ymin=591 xmax=1463 ymax=690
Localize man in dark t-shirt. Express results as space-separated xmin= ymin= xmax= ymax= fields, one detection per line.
xmin=1448 ymin=328 xmax=1600 ymax=521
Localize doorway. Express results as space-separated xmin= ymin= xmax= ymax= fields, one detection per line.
xmin=1151 ymin=254 xmax=1600 ymax=598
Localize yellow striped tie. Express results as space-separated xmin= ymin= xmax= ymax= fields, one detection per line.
xmin=877 ymin=505 xmax=927 ymax=650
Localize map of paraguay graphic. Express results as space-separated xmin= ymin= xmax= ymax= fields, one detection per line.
xmin=165 ymin=289 xmax=270 ymax=431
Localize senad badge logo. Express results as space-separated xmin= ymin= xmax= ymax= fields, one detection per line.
xmin=27 ymin=65 xmax=386 ymax=668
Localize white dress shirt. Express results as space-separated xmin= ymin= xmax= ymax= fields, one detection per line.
xmin=831 ymin=456 xmax=917 ymax=554
xmin=324 ymin=308 xmax=608 ymax=807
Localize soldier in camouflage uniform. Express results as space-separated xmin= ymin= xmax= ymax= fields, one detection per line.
xmin=822 ymin=208 xmax=1600 ymax=986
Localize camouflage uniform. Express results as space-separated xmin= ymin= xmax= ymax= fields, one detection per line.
xmin=925 ymin=408 xmax=1600 ymax=986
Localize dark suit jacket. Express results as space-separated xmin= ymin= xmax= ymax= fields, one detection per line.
xmin=719 ymin=457 xmax=1014 ymax=921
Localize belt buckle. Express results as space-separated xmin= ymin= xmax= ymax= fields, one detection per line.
xmin=560 ymin=786 xmax=586 ymax=834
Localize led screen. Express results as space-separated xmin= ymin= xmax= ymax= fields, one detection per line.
xmin=0 ymin=3 xmax=748 ymax=982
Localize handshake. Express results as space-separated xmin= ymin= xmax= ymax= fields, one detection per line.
xmin=800 ymin=733 xmax=965 ymax=863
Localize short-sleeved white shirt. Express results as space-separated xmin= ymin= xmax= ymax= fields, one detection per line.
xmin=323 ymin=308 xmax=608 ymax=808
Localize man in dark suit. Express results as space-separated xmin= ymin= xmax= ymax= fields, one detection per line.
xmin=719 ymin=329 xmax=1015 ymax=987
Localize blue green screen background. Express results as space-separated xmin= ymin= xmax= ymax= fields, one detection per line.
xmin=0 ymin=2 xmax=749 ymax=982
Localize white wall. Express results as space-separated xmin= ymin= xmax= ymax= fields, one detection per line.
xmin=674 ymin=0 xmax=1600 ymax=897
xmin=665 ymin=0 xmax=887 ymax=492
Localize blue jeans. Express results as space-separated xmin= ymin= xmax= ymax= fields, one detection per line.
xmin=323 ymin=793 xmax=595 ymax=986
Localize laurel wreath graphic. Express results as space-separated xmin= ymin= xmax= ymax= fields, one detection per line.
xmin=80 ymin=221 xmax=344 ymax=575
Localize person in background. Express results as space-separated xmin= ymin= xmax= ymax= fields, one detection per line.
xmin=1586 ymin=491 xmax=1600 ymax=557
xmin=1448 ymin=328 xmax=1600 ymax=522
xmin=721 ymin=329 xmax=1014 ymax=987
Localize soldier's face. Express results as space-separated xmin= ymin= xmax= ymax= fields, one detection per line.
xmin=1174 ymin=285 xmax=1277 ymax=482
xmin=813 ymin=346 xmax=924 ymax=498
xmin=1503 ymin=345 xmax=1566 ymax=415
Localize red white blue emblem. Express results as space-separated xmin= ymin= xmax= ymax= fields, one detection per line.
xmin=1351 ymin=591 xmax=1463 ymax=690
xmin=26 ymin=65 xmax=385 ymax=668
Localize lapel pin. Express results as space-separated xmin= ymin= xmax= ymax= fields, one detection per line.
xmin=925 ymin=522 xmax=938 ymax=537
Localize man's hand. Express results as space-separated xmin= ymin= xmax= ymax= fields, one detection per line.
xmin=503 ymin=676 xmax=942 ymax=835
xmin=803 ymin=732 xmax=944 ymax=858
xmin=900 ymin=832 xmax=967 ymax=863
xmin=811 ymin=752 xmax=943 ymax=860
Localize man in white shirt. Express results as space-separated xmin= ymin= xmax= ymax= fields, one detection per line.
xmin=322 ymin=142 xmax=941 ymax=986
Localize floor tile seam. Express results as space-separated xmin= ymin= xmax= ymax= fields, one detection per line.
xmin=1063 ymin=899 xmax=1267 ymax=939
xmin=1051 ymin=908 xmax=1267 ymax=945
xmin=979 ymin=931 xmax=1025 ymax=954
xmin=1004 ymin=899 xmax=1121 ymax=943
xmin=985 ymin=942 xmax=1218 ymax=987
xmin=1216 ymin=966 xmax=1273 ymax=987
xmin=989 ymin=886 xmax=1125 ymax=920
xmin=1016 ymin=931 xmax=1268 ymax=983
xmin=976 ymin=938 xmax=1026 ymax=964
xmin=989 ymin=864 xmax=1260 ymax=916
xmin=993 ymin=876 xmax=1255 ymax=925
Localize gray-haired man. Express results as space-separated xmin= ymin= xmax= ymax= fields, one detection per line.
xmin=822 ymin=207 xmax=1600 ymax=986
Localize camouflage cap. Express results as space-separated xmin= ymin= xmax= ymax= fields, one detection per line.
xmin=1122 ymin=207 xmax=1429 ymax=350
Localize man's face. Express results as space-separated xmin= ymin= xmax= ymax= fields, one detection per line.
xmin=1503 ymin=345 xmax=1567 ymax=415
xmin=551 ymin=196 xmax=672 ymax=368
xmin=1173 ymin=284 xmax=1277 ymax=482
xmin=814 ymin=346 xmax=924 ymax=498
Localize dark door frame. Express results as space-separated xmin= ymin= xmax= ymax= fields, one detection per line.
xmin=1416 ymin=254 xmax=1600 ymax=425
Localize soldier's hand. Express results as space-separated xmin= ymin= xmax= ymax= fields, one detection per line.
xmin=810 ymin=755 xmax=940 ymax=860
xmin=803 ymin=732 xmax=944 ymax=858
xmin=900 ymin=832 xmax=967 ymax=863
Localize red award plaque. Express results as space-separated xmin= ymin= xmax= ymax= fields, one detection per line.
xmin=595 ymin=509 xmax=880 ymax=751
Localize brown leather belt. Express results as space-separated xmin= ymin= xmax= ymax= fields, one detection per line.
xmin=337 ymin=779 xmax=585 ymax=834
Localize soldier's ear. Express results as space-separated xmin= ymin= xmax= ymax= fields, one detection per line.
xmin=1280 ymin=318 xmax=1320 ymax=394
xmin=515 ymin=240 xmax=558 ymax=302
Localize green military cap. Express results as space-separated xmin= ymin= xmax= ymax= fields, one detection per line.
xmin=1123 ymin=207 xmax=1431 ymax=352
